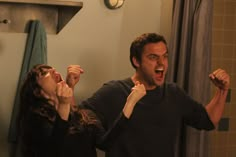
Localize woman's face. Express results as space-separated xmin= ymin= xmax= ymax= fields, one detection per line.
xmin=36 ymin=67 xmax=63 ymax=97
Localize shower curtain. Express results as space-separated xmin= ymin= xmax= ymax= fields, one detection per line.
xmin=167 ymin=0 xmax=213 ymax=157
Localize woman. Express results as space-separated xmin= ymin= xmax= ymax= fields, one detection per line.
xmin=18 ymin=64 xmax=146 ymax=157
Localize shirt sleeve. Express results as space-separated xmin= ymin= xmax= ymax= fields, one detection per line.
xmin=174 ymin=85 xmax=215 ymax=130
xmin=25 ymin=112 xmax=70 ymax=156
xmin=80 ymin=80 xmax=126 ymax=130
xmin=80 ymin=80 xmax=132 ymax=150
xmin=95 ymin=112 xmax=129 ymax=151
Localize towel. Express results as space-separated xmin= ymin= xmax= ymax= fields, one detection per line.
xmin=8 ymin=20 xmax=47 ymax=143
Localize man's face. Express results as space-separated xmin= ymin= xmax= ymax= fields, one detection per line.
xmin=136 ymin=42 xmax=168 ymax=89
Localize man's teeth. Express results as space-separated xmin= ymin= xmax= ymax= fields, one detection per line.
xmin=155 ymin=68 xmax=164 ymax=73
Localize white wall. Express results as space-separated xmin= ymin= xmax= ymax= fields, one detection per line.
xmin=0 ymin=0 xmax=172 ymax=156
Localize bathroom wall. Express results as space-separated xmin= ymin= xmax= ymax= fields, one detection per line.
xmin=208 ymin=0 xmax=236 ymax=156
xmin=0 ymin=0 xmax=173 ymax=157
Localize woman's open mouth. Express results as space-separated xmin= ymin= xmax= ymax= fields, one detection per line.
xmin=55 ymin=74 xmax=63 ymax=83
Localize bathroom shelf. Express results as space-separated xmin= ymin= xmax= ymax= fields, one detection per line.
xmin=0 ymin=0 xmax=83 ymax=34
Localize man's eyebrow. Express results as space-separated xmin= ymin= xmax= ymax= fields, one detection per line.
xmin=148 ymin=52 xmax=168 ymax=56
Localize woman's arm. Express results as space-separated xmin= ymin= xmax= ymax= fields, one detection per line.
xmin=66 ymin=65 xmax=84 ymax=106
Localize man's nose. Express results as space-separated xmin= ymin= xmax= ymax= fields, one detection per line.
xmin=157 ymin=56 xmax=164 ymax=64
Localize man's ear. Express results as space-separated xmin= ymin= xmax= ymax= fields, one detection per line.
xmin=132 ymin=57 xmax=140 ymax=68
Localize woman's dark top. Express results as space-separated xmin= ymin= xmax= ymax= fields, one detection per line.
xmin=20 ymin=102 xmax=128 ymax=157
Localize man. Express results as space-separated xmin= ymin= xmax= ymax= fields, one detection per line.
xmin=81 ymin=33 xmax=230 ymax=157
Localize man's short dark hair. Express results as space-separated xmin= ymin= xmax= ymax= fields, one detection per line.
xmin=130 ymin=33 xmax=167 ymax=69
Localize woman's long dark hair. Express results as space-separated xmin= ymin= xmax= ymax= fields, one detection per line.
xmin=19 ymin=64 xmax=102 ymax=157
xmin=19 ymin=64 xmax=101 ymax=135
xmin=19 ymin=64 xmax=53 ymax=122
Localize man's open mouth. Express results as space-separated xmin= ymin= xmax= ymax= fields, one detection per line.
xmin=155 ymin=67 xmax=164 ymax=74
